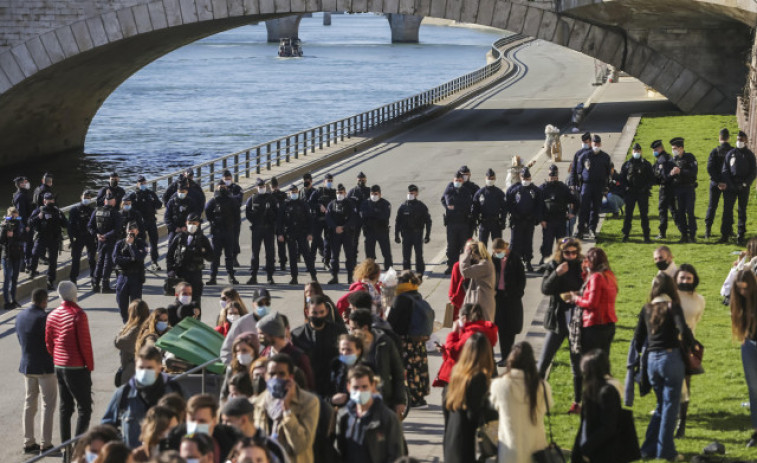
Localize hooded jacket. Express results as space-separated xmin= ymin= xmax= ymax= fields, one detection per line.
xmin=435 ymin=320 xmax=498 ymax=386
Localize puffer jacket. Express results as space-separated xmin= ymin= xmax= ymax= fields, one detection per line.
xmin=435 ymin=320 xmax=498 ymax=386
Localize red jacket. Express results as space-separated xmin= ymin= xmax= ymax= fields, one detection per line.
xmin=214 ymin=322 xmax=231 ymax=337
xmin=575 ymin=271 xmax=618 ymax=327
xmin=448 ymin=262 xmax=467 ymax=319
xmin=434 ymin=320 xmax=498 ymax=386
xmin=45 ymin=301 xmax=94 ymax=371
xmin=336 ymin=281 xmax=381 ymax=317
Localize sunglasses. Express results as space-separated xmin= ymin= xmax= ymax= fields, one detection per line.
xmin=562 ymin=250 xmax=578 ymax=256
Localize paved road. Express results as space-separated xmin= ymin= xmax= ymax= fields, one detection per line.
xmin=0 ymin=39 xmax=670 ymax=463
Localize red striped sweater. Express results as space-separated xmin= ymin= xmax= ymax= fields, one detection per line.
xmin=45 ymin=301 xmax=94 ymax=371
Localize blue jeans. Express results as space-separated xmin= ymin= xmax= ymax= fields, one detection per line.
xmin=642 ymin=349 xmax=684 ymax=460
xmin=741 ymin=340 xmax=757 ymax=428
xmin=2 ymin=256 xmax=21 ymax=303
xmin=601 ymin=193 xmax=624 ymax=214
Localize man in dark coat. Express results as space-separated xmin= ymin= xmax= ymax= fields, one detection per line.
xmin=620 ymin=143 xmax=655 ymax=242
xmin=721 ymin=130 xmax=757 ymax=245
xmin=441 ymin=171 xmax=473 ymax=274
xmin=491 ymin=239 xmax=525 ymax=366
xmin=13 ymin=176 xmax=34 ymax=271
xmin=704 ymin=128 xmax=731 ymax=239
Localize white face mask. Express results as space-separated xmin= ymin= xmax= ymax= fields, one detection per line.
xmin=485 ymin=179 xmax=495 ymax=187
xmin=632 ymin=152 xmax=641 ymax=159
xmin=177 ymin=192 xmax=187 ymax=199
xmin=237 ymin=352 xmax=254 ymax=366
xmin=737 ymin=141 xmax=746 ymax=149
xmin=227 ymin=314 xmax=238 ymax=324
xmin=581 ymin=143 xmax=589 ymax=149
xmin=407 ymin=194 xmax=416 ymax=201
xmin=463 ymin=174 xmax=471 ymax=182
xmin=81 ymin=198 xmax=91 ymax=206
xmin=370 ymin=194 xmax=380 ymax=202
xmin=178 ymin=295 xmax=192 ymax=305
xmin=22 ymin=183 xmax=30 ymax=190
xmin=85 ymin=450 xmax=98 ymax=463
xmin=672 ymin=149 xmax=680 ymax=156
xmin=224 ymin=179 xmax=232 ymax=186
xmin=522 ymin=180 xmax=531 ymax=187
xmin=592 ymin=146 xmax=601 ymax=153
xmin=187 ymin=224 xmax=198 ymax=234
xmin=336 ymin=193 xmax=345 ymax=201
xmin=220 ymin=300 xmax=227 ymax=310
xmin=289 ymin=193 xmax=299 ymax=200
xmin=453 ymin=181 xmax=462 ymax=188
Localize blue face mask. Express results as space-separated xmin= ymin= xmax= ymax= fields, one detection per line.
xmin=350 ymin=389 xmax=372 ymax=405
xmin=267 ymin=377 xmax=288 ymax=399
xmin=326 ymin=182 xmax=334 ymax=189
xmin=139 ymin=184 xmax=147 ymax=191
xmin=453 ymin=181 xmax=462 ymax=188
xmin=339 ymin=354 xmax=357 ymax=366
xmin=186 ymin=421 xmax=210 ymax=435
xmin=123 ymin=205 xmax=132 ymax=211
xmin=494 ymin=252 xmax=506 ymax=259
xmin=256 ymin=305 xmax=270 ymax=317
xmin=156 ymin=321 xmax=168 ymax=332
xmin=653 ymin=151 xmax=661 ymax=158
xmin=135 ymin=368 xmax=157 ymax=386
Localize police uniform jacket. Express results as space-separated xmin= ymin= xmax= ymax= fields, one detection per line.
xmin=325 ymin=198 xmax=359 ymax=231
xmin=30 ymin=205 xmax=68 ymax=241
xmin=708 ymin=143 xmax=731 ymax=185
xmin=506 ymin=183 xmax=544 ymax=223
xmin=205 ymin=192 xmax=239 ymax=233
xmin=471 ymin=185 xmax=507 ymax=226
xmin=245 ymin=192 xmax=278 ymax=229
xmin=32 ymin=184 xmax=54 ymax=209
xmin=166 ymin=231 xmax=213 ymax=272
xmin=540 ymin=180 xmax=576 ymax=222
xmin=133 ymin=189 xmax=162 ymax=221
xmin=569 ymin=146 xmax=591 ymax=188
xmin=608 ymin=172 xmax=624 ymax=197
xmin=395 ymin=199 xmax=431 ymax=239
xmin=722 ymin=146 xmax=757 ymax=191
xmin=119 ymin=209 xmax=145 ymax=238
xmin=577 ymin=150 xmax=612 ymax=187
xmin=113 ymin=237 xmax=148 ymax=277
xmin=309 ymin=187 xmax=336 ymax=221
xmin=671 ymin=153 xmax=698 ymax=188
xmin=87 ymin=205 xmax=121 ymax=240
xmin=0 ymin=218 xmax=25 ymax=260
xmin=164 ymin=196 xmax=193 ymax=232
xmin=620 ymin=157 xmax=655 ymax=193
xmin=653 ymin=152 xmax=675 ymax=187
xmin=227 ymin=183 xmax=244 ymax=208
xmin=13 ymin=189 xmax=33 ymax=225
xmin=68 ymin=203 xmax=95 ymax=239
xmin=360 ymin=198 xmax=392 ymax=231
xmin=462 ymin=180 xmax=480 ymax=198
xmin=441 ymin=184 xmax=473 ymax=224
xmin=97 ymin=185 xmax=126 ymax=208
xmin=276 ymin=198 xmax=314 ymax=236
xmin=348 ymin=184 xmax=371 ymax=205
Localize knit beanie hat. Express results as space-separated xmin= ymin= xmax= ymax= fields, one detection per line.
xmin=57 ymin=281 xmax=78 ymax=303
xmin=257 ymin=312 xmax=285 ymax=338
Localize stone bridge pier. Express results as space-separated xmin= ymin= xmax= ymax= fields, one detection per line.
xmin=265 ymin=14 xmax=303 ymax=42
xmin=387 ymin=14 xmax=423 ymax=43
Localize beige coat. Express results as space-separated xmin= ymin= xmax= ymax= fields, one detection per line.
xmin=251 ymin=387 xmax=320 ymax=463
xmin=460 ymin=249 xmax=496 ymax=321
xmin=490 ymin=370 xmax=553 ymax=463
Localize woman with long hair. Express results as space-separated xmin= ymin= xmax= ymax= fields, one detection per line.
xmin=572 ymin=349 xmax=624 ymax=463
xmin=571 ymin=247 xmax=618 ymax=355
xmin=329 ymin=333 xmax=365 ymax=406
xmin=351 ymin=258 xmax=383 ymax=313
xmin=491 ymin=238 xmax=526 ymax=366
xmin=443 ymin=332 xmax=495 ymax=463
xmin=135 ymin=307 xmax=170 ymax=356
xmin=71 ymin=425 xmax=120 ymax=463
xmin=114 ymin=300 xmax=150 ymax=385
xmin=215 ymin=301 xmax=246 ymax=337
xmin=221 ymin=332 xmax=259 ymax=401
xmin=131 ymin=406 xmax=179 ymax=462
xmin=490 ymin=341 xmax=552 ymax=463
xmin=538 ymin=237 xmax=585 ymax=413
xmin=731 ymin=270 xmax=757 ymax=447
xmin=92 ymin=441 xmax=132 ymax=463
xmin=634 ymin=276 xmax=691 ymax=461
xmin=460 ymin=240 xmax=496 ymax=321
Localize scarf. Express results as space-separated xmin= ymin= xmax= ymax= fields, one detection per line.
xmin=396 ymin=282 xmax=419 ymax=295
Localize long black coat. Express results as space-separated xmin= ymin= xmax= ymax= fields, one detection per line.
xmin=492 ymin=251 xmax=526 ymax=335
xmin=572 ymin=383 xmax=621 ymax=463
xmin=541 ymin=258 xmax=584 ymax=333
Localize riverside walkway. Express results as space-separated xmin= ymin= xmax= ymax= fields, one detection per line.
xmin=4 ymin=37 xmax=672 ymax=463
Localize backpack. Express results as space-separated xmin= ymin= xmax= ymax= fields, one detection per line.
xmin=406 ymin=292 xmax=435 ymax=337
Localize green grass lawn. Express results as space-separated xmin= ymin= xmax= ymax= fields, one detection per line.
xmin=547 ymin=114 xmax=757 ymax=462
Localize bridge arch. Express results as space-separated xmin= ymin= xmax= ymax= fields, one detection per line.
xmin=0 ymin=0 xmax=745 ymax=162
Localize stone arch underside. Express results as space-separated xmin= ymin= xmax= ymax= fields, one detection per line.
xmin=0 ymin=0 xmax=746 ymax=162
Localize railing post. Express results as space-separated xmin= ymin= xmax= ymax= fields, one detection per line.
xmin=311 ymin=129 xmax=316 ymax=153
xmin=245 ymin=150 xmax=251 ymax=178
xmin=319 ymin=127 xmax=323 ymax=150
xmin=276 ymin=140 xmax=281 ymax=167
xmin=267 ymin=143 xmax=272 ymax=170
xmin=151 ymin=181 xmax=158 ymax=192
xmin=208 ymin=163 xmax=215 ymax=192
xmin=286 ymin=137 xmax=291 ymax=162
xmin=201 ymin=367 xmax=206 ymax=394
xmin=326 ymin=124 xmax=331 ymax=148
xmin=256 ymin=147 xmax=261 ymax=174
xmin=234 ymin=154 xmax=239 ymax=182
xmin=196 ymin=166 xmax=202 ymax=189
xmin=341 ymin=120 xmax=345 ymax=141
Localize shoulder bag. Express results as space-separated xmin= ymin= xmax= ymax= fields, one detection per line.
xmin=533 ymin=381 xmax=566 ymax=463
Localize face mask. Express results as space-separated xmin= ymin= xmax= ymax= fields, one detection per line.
xmin=135 ymin=368 xmax=158 ymax=386
xmin=123 ymin=205 xmax=132 ymax=211
xmin=370 ymin=194 xmax=379 ymax=202
xmin=81 ymin=198 xmax=91 ymax=206
xmin=267 ymin=377 xmax=288 ymax=399
xmin=310 ymin=315 xmax=327 ymax=328
xmin=256 ymin=305 xmax=270 ymax=317
xmin=187 ymin=224 xmax=198 ymax=234
xmin=186 ymin=421 xmax=210 ymax=435
xmin=453 ymin=181 xmax=462 ymax=188
xmin=305 ymin=296 xmax=311 ymax=304
xmin=85 ymin=451 xmax=98 ymax=463
xmin=350 ymin=389 xmax=372 ymax=405
xmin=22 ymin=183 xmax=30 ymax=190
xmin=581 ymin=143 xmax=589 ymax=149
xmin=177 ymin=192 xmax=187 ymax=199
xmin=407 ymin=194 xmax=415 ymax=201
xmin=654 ymin=151 xmax=661 ymax=158
xmin=678 ymin=282 xmax=694 ymax=292
xmin=592 ymin=146 xmax=601 ymax=153
xmin=237 ymin=353 xmax=254 ymax=366
xmin=178 ymin=295 xmax=192 ymax=305
xmin=227 ymin=314 xmax=238 ymax=324
xmin=185 ymin=459 xmax=200 ymax=463
xmin=340 ymin=354 xmax=358 ymax=366
xmin=156 ymin=321 xmax=169 ymax=332
xmin=139 ymin=184 xmax=148 ymax=191
xmin=224 ymin=179 xmax=232 ymax=186
xmin=522 ymin=180 xmax=531 ymax=187
xmin=358 ymin=180 xmax=366 ymax=186
xmin=220 ymin=300 xmax=227 ymax=310
xmin=655 ymin=261 xmax=670 ymax=271
xmin=252 ymin=375 xmax=266 ymax=395
xmin=290 ymin=193 xmax=299 ymax=200
xmin=303 ymin=180 xmax=312 ymax=187
xmin=326 ymin=182 xmax=334 ymax=189
xmin=463 ymin=175 xmax=471 ymax=182
xmin=632 ymin=152 xmax=641 ymax=159
xmin=494 ymin=251 xmax=506 ymax=259
xmin=110 ymin=180 xmax=119 ymax=187
xmin=672 ymin=149 xmax=680 ymax=157
xmin=336 ymin=194 xmax=345 ymax=201
xmin=737 ymin=141 xmax=746 ymax=149
xmin=485 ymin=179 xmax=495 ymax=187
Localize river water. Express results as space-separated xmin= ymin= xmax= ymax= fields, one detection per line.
xmin=3 ymin=14 xmax=501 ymax=205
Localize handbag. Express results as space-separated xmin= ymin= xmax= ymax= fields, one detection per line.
xmin=443 ymin=302 xmax=455 ymax=328
xmin=568 ymin=305 xmax=583 ymax=355
xmin=476 ymin=398 xmax=499 ymax=460
xmin=533 ymin=381 xmax=566 ymax=463
xmin=616 ymin=408 xmax=642 ymax=463
xmin=680 ymin=338 xmax=705 ymax=375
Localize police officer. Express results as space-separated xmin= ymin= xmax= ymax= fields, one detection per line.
xmin=458 ymin=165 xmax=480 ymax=198
xmin=68 ymin=190 xmax=97 ymax=284
xmin=309 ymin=173 xmax=337 ymax=268
xmin=619 ymin=143 xmax=654 ymax=243
xmin=32 ymin=172 xmax=54 ymax=209
xmin=395 ymin=185 xmax=431 ymax=275
xmin=301 ymin=172 xmax=316 ymax=204
xmin=568 ymin=132 xmax=593 ymax=193
xmin=575 ymin=134 xmax=611 ymax=239
xmin=205 ymin=181 xmax=239 ymax=285
xmin=721 ymin=130 xmax=757 ymax=245
xmin=164 ymin=181 xmax=193 ymax=245
xmin=325 ymin=184 xmax=359 ymax=285
xmin=163 ymin=169 xmax=205 ymax=215
xmin=441 ymin=171 xmax=473 ymax=275
xmin=113 ymin=222 xmax=147 ymax=322
xmin=539 ymin=165 xmax=576 ymax=264
xmin=270 ymin=177 xmax=288 ymax=272
xmin=360 ymin=185 xmax=393 ymax=270
xmin=0 ymin=207 xmax=25 ymax=309
xmin=134 ymin=175 xmax=163 ymax=270
xmin=29 ymin=193 xmax=68 ymax=290
xmin=669 ymin=137 xmax=699 ymax=243
xmin=652 ymin=139 xmax=676 ymax=240
xmin=704 ymin=128 xmax=732 ymax=239
xmin=97 ymin=172 xmax=126 ymax=208
xmin=119 ymin=193 xmax=145 ymax=239
xmin=88 ymin=191 xmax=122 ymax=293
xmin=348 ymin=172 xmax=371 ymax=258
xmin=222 ymin=169 xmax=244 ymax=266
xmin=246 ymin=178 xmax=278 ymax=285
xmin=277 ymin=184 xmax=317 ymax=285
xmin=506 ymin=167 xmax=543 ymax=272
xmin=472 ymin=168 xmax=507 ymax=246
xmin=12 ymin=176 xmax=34 ymax=271
xmin=166 ymin=213 xmax=213 ymax=305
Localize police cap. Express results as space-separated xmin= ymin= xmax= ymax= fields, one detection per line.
xmin=271 ymin=177 xmax=279 ymax=188
xmin=370 ymin=185 xmax=381 ymax=193
xmin=288 ymin=184 xmax=298 ymax=192
xmin=178 ymin=180 xmax=189 ymax=191
xmin=485 ymin=168 xmax=495 ymax=177
xmin=592 ymin=135 xmax=602 ymax=143
xmin=43 ymin=192 xmax=53 ymax=200
xmin=650 ymin=140 xmax=663 ymax=149
xmin=137 ymin=175 xmax=147 ymax=183
xmin=127 ymin=221 xmax=139 ymax=231
xmin=184 ymin=168 xmax=194 ymax=178
xmin=303 ymin=172 xmax=312 ymax=180
xmin=42 ymin=172 xmax=53 ymax=179
xmin=13 ymin=176 xmax=27 ymax=184
xmin=739 ymin=130 xmax=748 ymax=139
xmin=408 ymin=184 xmax=419 ymax=193
xmin=670 ymin=137 xmax=684 ymax=147
xmin=720 ymin=128 xmax=730 ymax=139
xmin=325 ymin=173 xmax=334 ymax=180
xmin=109 ymin=172 xmax=119 ymax=178
xmin=82 ymin=189 xmax=94 ymax=197
xmin=548 ymin=164 xmax=559 ymax=176
xmin=454 ymin=171 xmax=464 ymax=179
xmin=357 ymin=172 xmax=366 ymax=179
xmin=186 ymin=212 xmax=202 ymax=223
xmin=222 ymin=169 xmax=232 ymax=177
xmin=459 ymin=165 xmax=471 ymax=174
xmin=581 ymin=132 xmax=591 ymax=142
xmin=123 ymin=192 xmax=136 ymax=202
xmin=336 ymin=183 xmax=346 ymax=192
xmin=521 ymin=167 xmax=531 ymax=179
xmin=252 ymin=287 xmax=271 ymax=300
xmin=633 ymin=143 xmax=641 ymax=151
xmin=255 ymin=178 xmax=265 ymax=187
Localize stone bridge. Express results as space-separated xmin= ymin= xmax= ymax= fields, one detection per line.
xmin=0 ymin=0 xmax=754 ymax=163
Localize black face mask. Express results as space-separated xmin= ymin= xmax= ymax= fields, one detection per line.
xmin=310 ymin=315 xmax=327 ymax=328
xmin=303 ymin=181 xmax=312 ymax=187
xmin=252 ymin=376 xmax=266 ymax=396
xmin=110 ymin=180 xmax=118 ymax=187
xmin=358 ymin=180 xmax=366 ymax=186
xmin=678 ymin=283 xmax=694 ymax=292
xmin=655 ymin=261 xmax=670 ymax=271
